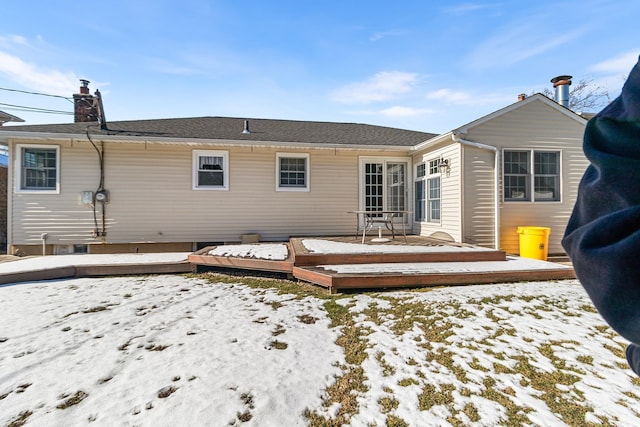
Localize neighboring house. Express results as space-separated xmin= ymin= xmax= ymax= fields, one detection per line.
xmin=0 ymin=85 xmax=588 ymax=256
xmin=0 ymin=110 xmax=24 ymax=127
xmin=0 ymin=163 xmax=6 ymax=252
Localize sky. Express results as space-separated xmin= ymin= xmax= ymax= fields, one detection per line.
xmin=0 ymin=1 xmax=639 ymax=133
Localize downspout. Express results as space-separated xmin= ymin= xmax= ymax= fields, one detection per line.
xmin=451 ymin=132 xmax=500 ymax=250
xmin=6 ymin=141 xmax=12 ymax=254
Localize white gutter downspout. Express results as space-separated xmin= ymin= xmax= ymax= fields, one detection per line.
xmin=451 ymin=132 xmax=500 ymax=250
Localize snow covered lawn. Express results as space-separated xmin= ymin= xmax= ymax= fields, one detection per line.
xmin=1 ymin=274 xmax=639 ymax=426
xmin=0 ymin=275 xmax=341 ymax=426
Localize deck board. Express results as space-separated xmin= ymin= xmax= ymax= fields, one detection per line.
xmin=189 ymin=237 xmax=574 ymax=292
xmin=291 ymin=238 xmax=506 ymax=265
xmin=189 ymin=245 xmax=294 ymax=273
xmin=294 ymin=265 xmax=576 ymax=292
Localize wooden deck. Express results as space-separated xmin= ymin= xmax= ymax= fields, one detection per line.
xmin=0 ymin=260 xmax=195 ymax=286
xmin=189 ymin=236 xmax=575 ymax=293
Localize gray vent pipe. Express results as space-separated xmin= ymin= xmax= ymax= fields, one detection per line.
xmin=550 ymin=75 xmax=572 ymax=108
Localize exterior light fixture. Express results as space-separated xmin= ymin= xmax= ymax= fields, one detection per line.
xmin=438 ymin=158 xmax=450 ymax=174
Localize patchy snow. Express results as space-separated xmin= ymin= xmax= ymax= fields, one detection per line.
xmin=0 ymin=276 xmax=638 ymax=425
xmin=207 ymin=243 xmax=289 ymax=260
xmin=319 ymin=256 xmax=572 ymax=274
xmin=0 ymin=276 xmax=341 ymax=426
xmin=1 ymin=245 xmax=638 ymax=425
xmin=302 ymin=238 xmax=493 ymax=254
xmin=339 ymin=281 xmax=639 ymax=426
xmin=0 ymin=253 xmax=190 ymax=274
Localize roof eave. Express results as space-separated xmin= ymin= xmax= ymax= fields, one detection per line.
xmin=455 ymin=93 xmax=588 ymax=134
xmin=0 ymin=131 xmax=414 ymax=151
xmin=411 ymin=132 xmax=454 ymax=152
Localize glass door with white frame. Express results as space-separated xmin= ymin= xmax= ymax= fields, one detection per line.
xmin=361 ymin=159 xmax=410 ymax=224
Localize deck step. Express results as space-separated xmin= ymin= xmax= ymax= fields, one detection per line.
xmin=293 ymin=265 xmax=576 ymax=293
xmin=187 ymin=238 xmax=574 ymax=292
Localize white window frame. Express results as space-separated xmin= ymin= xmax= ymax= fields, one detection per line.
xmin=503 ymin=149 xmax=562 ymax=203
xmin=192 ymin=150 xmax=229 ymax=191
xmin=357 ymin=156 xmax=412 ymax=230
xmin=276 ymin=152 xmax=310 ymax=192
xmin=414 ymin=163 xmax=426 ymax=222
xmin=16 ymin=144 xmax=60 ymax=194
xmin=426 ymin=159 xmax=441 ymax=223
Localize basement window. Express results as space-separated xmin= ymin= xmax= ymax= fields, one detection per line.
xmin=17 ymin=144 xmax=60 ymax=193
xmin=193 ymin=150 xmax=229 ymax=190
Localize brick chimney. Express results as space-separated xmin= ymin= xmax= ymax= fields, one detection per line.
xmin=73 ymin=79 xmax=99 ymax=123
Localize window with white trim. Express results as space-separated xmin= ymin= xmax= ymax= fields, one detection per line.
xmin=414 ymin=159 xmax=441 ymax=223
xmin=276 ymin=153 xmax=309 ymax=191
xmin=427 ymin=159 xmax=441 ymax=222
xmin=193 ymin=150 xmax=229 ymax=190
xmin=503 ymin=150 xmax=560 ymax=202
xmin=17 ymin=144 xmax=60 ymax=192
xmin=414 ymin=163 xmax=426 ymax=221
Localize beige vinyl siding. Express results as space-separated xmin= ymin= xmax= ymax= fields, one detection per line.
xmin=10 ymin=139 xmax=373 ymax=246
xmin=463 ymin=99 xmax=587 ymax=254
xmin=461 ymin=146 xmax=496 ymax=247
xmin=11 ymin=140 xmax=100 ymax=246
xmin=411 ymin=144 xmax=462 ymax=241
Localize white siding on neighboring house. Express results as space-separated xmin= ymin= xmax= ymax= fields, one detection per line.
xmin=463 ymin=99 xmax=588 ymax=254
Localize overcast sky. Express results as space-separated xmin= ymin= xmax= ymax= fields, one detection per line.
xmin=0 ymin=0 xmax=638 ymax=133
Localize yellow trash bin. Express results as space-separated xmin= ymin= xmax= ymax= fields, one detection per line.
xmin=517 ymin=226 xmax=551 ymax=260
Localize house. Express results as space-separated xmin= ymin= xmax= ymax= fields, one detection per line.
xmin=0 ymin=162 xmax=6 ymax=252
xmin=0 ymin=110 xmax=24 ymax=127
xmin=0 ymin=81 xmax=588 ymax=256
xmin=410 ymin=92 xmax=588 ymax=254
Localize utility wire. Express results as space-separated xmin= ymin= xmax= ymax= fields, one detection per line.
xmin=0 ymin=102 xmax=72 ymax=115
xmin=0 ymin=87 xmax=74 ymax=102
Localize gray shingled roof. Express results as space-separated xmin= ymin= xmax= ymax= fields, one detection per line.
xmin=0 ymin=116 xmax=436 ymax=147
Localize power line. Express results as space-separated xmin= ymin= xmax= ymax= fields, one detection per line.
xmin=0 ymin=87 xmax=74 ymax=102
xmin=0 ymin=102 xmax=72 ymax=115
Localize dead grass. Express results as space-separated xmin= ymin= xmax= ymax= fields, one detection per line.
xmin=56 ymin=390 xmax=88 ymax=409
xmin=191 ymin=273 xmax=639 ymax=425
xmin=6 ymin=410 xmax=32 ymax=427
xmin=304 ymin=299 xmax=370 ymax=426
xmin=145 ymin=343 xmax=171 ymax=351
xmin=269 ymin=340 xmax=288 ymax=350
xmin=157 ymin=386 xmax=177 ymax=398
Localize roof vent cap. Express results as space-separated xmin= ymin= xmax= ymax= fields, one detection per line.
xmin=242 ymin=120 xmax=251 ymax=134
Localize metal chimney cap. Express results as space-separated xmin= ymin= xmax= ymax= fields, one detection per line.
xmin=550 ymin=75 xmax=572 ymax=86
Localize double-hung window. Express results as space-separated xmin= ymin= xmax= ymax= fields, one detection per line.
xmin=503 ymin=150 xmax=560 ymax=201
xmin=193 ymin=150 xmax=229 ymax=190
xmin=427 ymin=160 xmax=441 ymax=222
xmin=17 ymin=144 xmax=60 ymax=193
xmin=414 ymin=159 xmax=441 ymax=223
xmin=276 ymin=153 xmax=309 ymax=191
xmin=414 ymin=163 xmax=426 ymax=221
